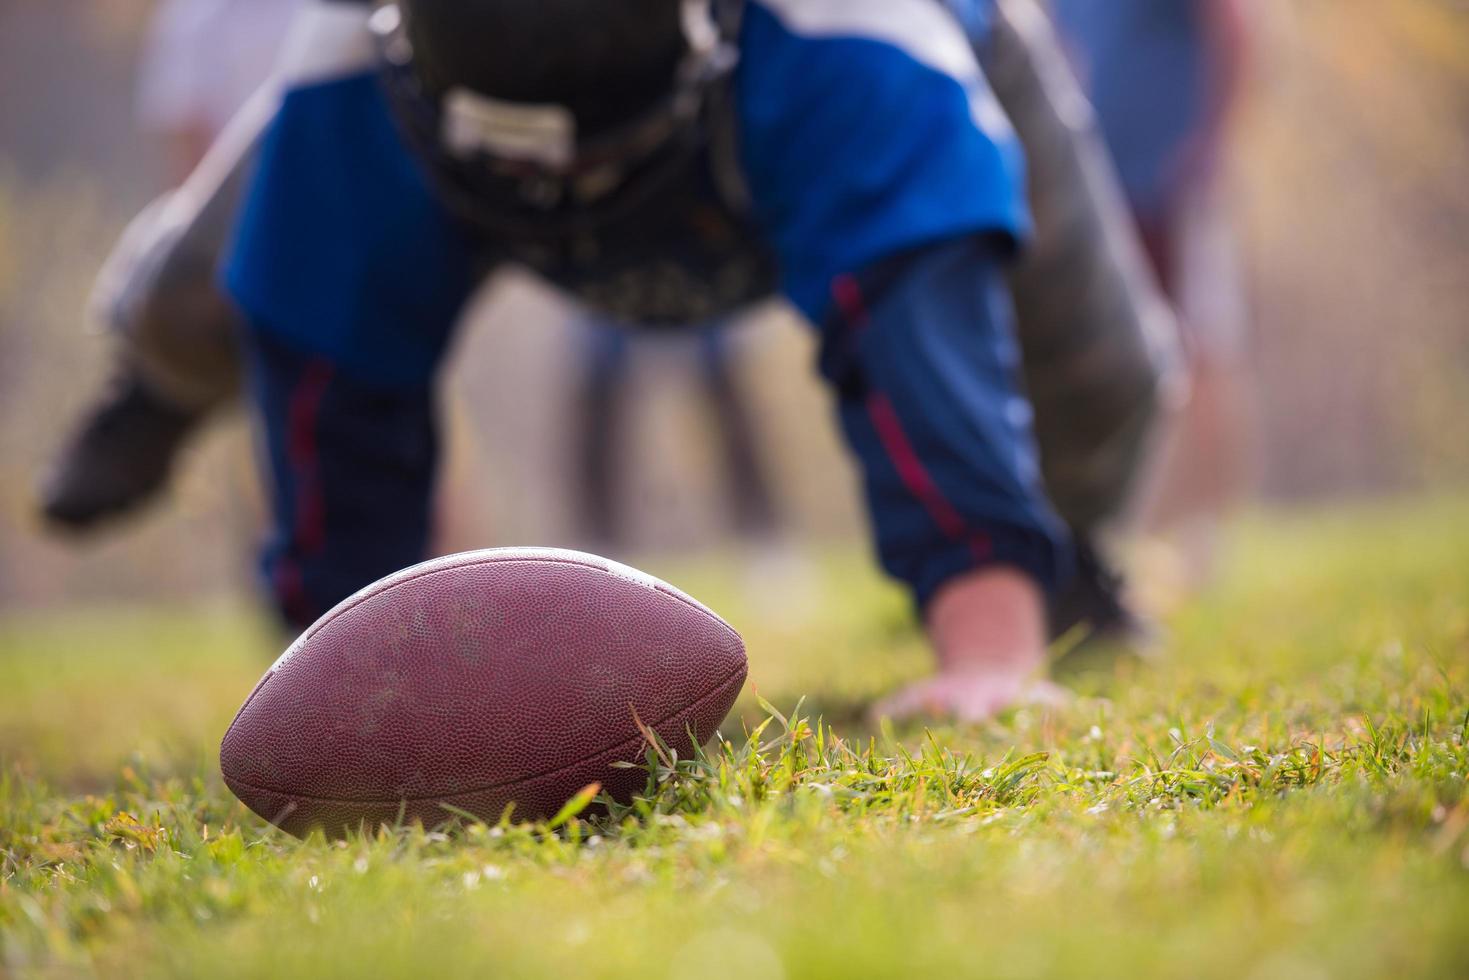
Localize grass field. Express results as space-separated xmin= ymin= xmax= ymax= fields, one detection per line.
xmin=2 ymin=497 xmax=1467 ymax=978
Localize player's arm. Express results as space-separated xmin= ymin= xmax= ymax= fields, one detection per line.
xmin=223 ymin=7 xmax=477 ymax=628
xmin=246 ymin=331 xmax=440 ymax=630
xmin=818 ymin=238 xmax=1070 ymax=719
xmin=736 ymin=0 xmax=1072 ymax=717
xmin=818 ymin=238 xmax=1067 ymax=612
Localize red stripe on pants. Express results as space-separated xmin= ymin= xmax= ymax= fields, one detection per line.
xmin=276 ymin=359 xmax=334 ymax=626
xmin=866 ymin=393 xmax=993 ymax=564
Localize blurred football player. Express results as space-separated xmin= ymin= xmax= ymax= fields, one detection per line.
xmin=39 ymin=0 xmax=301 ymax=529
xmin=572 ymin=317 xmax=780 ymax=552
xmin=1052 ymin=0 xmax=1255 ymax=589
xmin=40 ymin=0 xmax=1179 ymax=721
xmin=138 ymin=0 xmax=304 ymax=179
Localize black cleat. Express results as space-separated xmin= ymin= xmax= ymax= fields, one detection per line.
xmin=38 ymin=374 xmax=201 ymax=533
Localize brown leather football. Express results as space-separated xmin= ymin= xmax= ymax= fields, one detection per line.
xmin=220 ymin=548 xmax=746 ymax=838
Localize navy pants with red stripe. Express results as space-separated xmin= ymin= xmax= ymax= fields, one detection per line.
xmin=244 ymin=236 xmax=1067 ymax=631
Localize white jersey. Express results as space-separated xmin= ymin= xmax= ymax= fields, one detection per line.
xmin=136 ymin=0 xmax=304 ymax=138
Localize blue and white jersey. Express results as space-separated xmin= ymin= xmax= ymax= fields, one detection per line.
xmin=739 ymin=0 xmax=1025 ymax=318
xmin=225 ymin=0 xmax=1028 ymax=384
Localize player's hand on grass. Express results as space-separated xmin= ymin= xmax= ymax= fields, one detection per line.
xmin=872 ymin=566 xmax=1069 ymax=724
xmin=872 ymin=669 xmax=1070 ymax=725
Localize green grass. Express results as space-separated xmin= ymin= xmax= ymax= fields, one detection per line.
xmin=3 ymin=497 xmax=1468 ymax=978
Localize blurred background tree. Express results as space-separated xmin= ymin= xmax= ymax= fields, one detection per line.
xmin=1236 ymin=0 xmax=1469 ymax=496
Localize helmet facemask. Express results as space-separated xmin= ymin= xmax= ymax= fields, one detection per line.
xmin=369 ymin=0 xmax=741 ymax=232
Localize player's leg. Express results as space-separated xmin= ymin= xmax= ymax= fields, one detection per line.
xmin=979 ymin=0 xmax=1185 ymax=641
xmin=39 ymin=88 xmax=271 ymax=530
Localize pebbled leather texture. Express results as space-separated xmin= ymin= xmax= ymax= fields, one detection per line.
xmin=220 ymin=549 xmax=747 ymax=838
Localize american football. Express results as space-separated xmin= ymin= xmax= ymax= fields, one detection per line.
xmin=219 ymin=549 xmax=747 ymax=838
